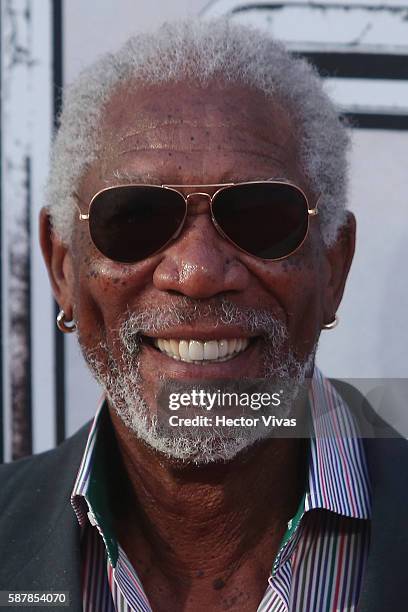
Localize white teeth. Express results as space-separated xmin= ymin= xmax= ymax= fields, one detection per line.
xmin=189 ymin=340 xmax=204 ymax=361
xmin=170 ymin=339 xmax=180 ymax=358
xmin=153 ymin=337 xmax=250 ymax=363
xmin=204 ymin=340 xmax=219 ymax=360
xmin=218 ymin=339 xmax=228 ymax=358
xmin=228 ymin=339 xmax=237 ymax=354
xmin=179 ymin=340 xmax=190 ymax=361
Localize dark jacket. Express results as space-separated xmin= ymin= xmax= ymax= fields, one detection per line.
xmin=0 ymin=381 xmax=407 ymax=611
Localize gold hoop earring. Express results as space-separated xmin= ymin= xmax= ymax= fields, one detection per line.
xmin=323 ymin=314 xmax=339 ymax=330
xmin=56 ymin=310 xmax=77 ymax=333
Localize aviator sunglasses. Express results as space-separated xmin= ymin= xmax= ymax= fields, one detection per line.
xmin=73 ymin=181 xmax=319 ymax=264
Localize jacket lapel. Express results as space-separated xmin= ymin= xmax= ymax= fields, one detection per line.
xmin=358 ymin=437 xmax=408 ymax=611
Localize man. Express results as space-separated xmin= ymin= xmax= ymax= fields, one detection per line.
xmin=0 ymin=19 xmax=407 ymax=612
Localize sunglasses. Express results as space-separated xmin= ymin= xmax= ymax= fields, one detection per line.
xmin=73 ymin=181 xmax=319 ymax=264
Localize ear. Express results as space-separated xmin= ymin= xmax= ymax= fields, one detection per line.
xmin=39 ymin=208 xmax=75 ymax=318
xmin=322 ymin=212 xmax=356 ymax=323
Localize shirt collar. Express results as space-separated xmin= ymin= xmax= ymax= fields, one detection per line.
xmin=71 ymin=396 xmax=118 ymax=566
xmin=273 ymin=367 xmax=371 ymax=574
xmin=307 ymin=367 xmax=371 ymax=519
xmin=71 ymin=368 xmax=371 ymax=568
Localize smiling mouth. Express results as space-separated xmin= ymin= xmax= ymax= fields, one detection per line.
xmin=151 ymin=337 xmax=253 ymax=364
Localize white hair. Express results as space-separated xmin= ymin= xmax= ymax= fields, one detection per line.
xmin=46 ymin=18 xmax=350 ymax=246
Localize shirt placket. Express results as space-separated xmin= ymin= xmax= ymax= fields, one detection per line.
xmin=258 ymin=497 xmax=306 ymax=612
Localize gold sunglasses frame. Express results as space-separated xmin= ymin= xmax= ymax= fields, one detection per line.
xmin=73 ymin=181 xmax=319 ymax=263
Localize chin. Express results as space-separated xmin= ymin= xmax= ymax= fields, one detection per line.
xmin=110 ymin=396 xmax=266 ymax=465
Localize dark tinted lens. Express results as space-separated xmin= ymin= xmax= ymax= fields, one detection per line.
xmin=89 ymin=186 xmax=186 ymax=263
xmin=212 ymin=183 xmax=309 ymax=259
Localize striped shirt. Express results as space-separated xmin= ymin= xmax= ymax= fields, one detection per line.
xmin=71 ymin=368 xmax=371 ymax=611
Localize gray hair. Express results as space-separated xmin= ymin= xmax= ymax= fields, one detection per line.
xmin=46 ymin=18 xmax=350 ymax=246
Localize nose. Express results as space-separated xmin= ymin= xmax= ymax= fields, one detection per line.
xmin=152 ymin=199 xmax=250 ymax=299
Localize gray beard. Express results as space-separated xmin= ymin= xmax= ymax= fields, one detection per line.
xmin=79 ymin=298 xmax=316 ymax=464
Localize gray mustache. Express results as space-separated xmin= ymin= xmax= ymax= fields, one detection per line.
xmin=118 ymin=298 xmax=288 ymax=353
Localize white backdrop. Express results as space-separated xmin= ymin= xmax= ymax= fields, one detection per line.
xmin=24 ymin=0 xmax=400 ymax=442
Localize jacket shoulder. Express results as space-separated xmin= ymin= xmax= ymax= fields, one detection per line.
xmin=0 ymin=422 xmax=91 ymax=595
xmin=329 ymin=378 xmax=404 ymax=438
xmin=0 ymin=421 xmax=91 ymax=583
xmin=0 ymin=420 xmax=91 ymax=497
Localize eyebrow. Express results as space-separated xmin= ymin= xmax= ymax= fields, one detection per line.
xmin=106 ymin=170 xmax=163 ymax=184
xmin=107 ymin=170 xmax=291 ymax=185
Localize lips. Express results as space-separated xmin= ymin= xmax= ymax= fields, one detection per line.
xmin=153 ymin=337 xmax=251 ymax=363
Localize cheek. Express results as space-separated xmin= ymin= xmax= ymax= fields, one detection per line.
xmin=241 ymin=238 xmax=326 ymax=356
xmin=71 ymin=244 xmax=163 ymax=349
xmin=73 ymin=231 xmax=152 ymax=346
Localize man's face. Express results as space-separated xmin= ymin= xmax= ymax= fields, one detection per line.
xmin=43 ymin=79 xmax=351 ymax=462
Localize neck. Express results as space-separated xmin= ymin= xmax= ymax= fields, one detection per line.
xmin=108 ymin=406 xmax=308 ymax=584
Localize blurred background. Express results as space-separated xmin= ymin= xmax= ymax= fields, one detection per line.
xmin=1 ymin=0 xmax=407 ymax=461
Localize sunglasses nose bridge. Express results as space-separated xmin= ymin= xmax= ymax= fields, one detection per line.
xmin=185 ymin=191 xmax=212 ymax=203
xmin=184 ymin=191 xmax=213 ymax=214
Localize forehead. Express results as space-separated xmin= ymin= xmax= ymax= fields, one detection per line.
xmin=93 ymin=79 xmax=302 ymax=186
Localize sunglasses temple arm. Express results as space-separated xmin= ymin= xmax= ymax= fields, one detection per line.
xmin=72 ymin=192 xmax=90 ymax=221
xmin=308 ymin=194 xmax=321 ymax=216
